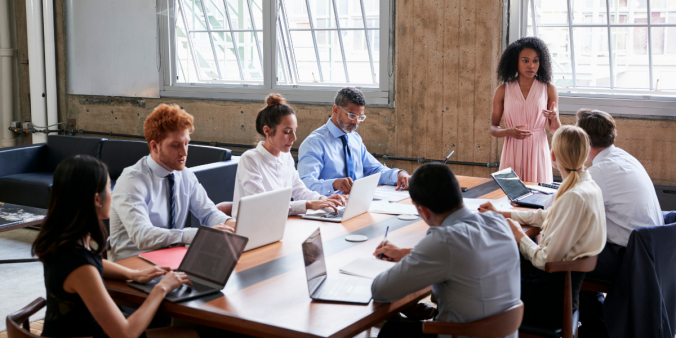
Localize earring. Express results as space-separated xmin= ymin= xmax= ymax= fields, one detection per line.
xmin=99 ymin=204 xmax=103 ymax=208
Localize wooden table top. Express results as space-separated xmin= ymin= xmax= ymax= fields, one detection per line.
xmin=106 ymin=175 xmax=539 ymax=338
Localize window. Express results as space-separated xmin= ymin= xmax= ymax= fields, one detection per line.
xmin=161 ymin=0 xmax=391 ymax=105
xmin=519 ymin=0 xmax=676 ymax=97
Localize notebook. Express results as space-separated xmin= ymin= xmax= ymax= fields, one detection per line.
xmin=339 ymin=257 xmax=396 ymax=279
xmin=138 ymin=247 xmax=188 ymax=270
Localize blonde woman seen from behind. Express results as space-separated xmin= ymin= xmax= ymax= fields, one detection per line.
xmin=479 ymin=125 xmax=606 ymax=328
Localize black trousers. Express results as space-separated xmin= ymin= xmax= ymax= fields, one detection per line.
xmin=520 ymin=255 xmax=585 ymax=328
xmin=578 ymin=242 xmax=625 ymax=338
xmin=377 ymin=315 xmax=437 ymax=338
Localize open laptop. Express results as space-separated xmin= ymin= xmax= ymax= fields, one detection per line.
xmin=235 ymin=187 xmax=293 ymax=251
xmin=491 ymin=167 xmax=550 ymax=209
xmin=128 ymin=226 xmax=248 ymax=302
xmin=301 ymin=173 xmax=381 ymax=223
xmin=302 ymin=228 xmax=372 ymax=304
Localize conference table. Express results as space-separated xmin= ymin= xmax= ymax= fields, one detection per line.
xmin=106 ymin=176 xmax=541 ymax=338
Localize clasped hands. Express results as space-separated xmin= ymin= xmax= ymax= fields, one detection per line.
xmin=506 ymin=101 xmax=558 ymax=140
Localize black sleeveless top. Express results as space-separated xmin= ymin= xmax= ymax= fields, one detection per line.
xmin=41 ymin=246 xmax=106 ymax=338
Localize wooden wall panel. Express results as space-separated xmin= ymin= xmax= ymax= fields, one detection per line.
xmin=424 ymin=0 xmax=444 ymax=163
xmin=393 ymin=0 xmax=415 ymax=173
xmin=442 ymin=0 xmax=461 ymax=175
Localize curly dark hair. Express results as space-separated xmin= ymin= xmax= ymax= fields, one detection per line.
xmin=497 ymin=37 xmax=552 ymax=84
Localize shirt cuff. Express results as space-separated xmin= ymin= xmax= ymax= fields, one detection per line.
xmin=322 ymin=179 xmax=338 ymax=196
xmin=519 ymin=235 xmax=542 ymax=269
xmin=181 ymin=227 xmax=199 ymax=244
xmin=290 ymin=200 xmax=308 ymax=215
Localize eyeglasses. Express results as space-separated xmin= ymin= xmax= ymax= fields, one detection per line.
xmin=338 ymin=106 xmax=367 ymax=122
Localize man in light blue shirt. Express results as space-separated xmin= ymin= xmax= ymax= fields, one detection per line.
xmin=109 ymin=104 xmax=234 ymax=261
xmin=372 ymin=163 xmax=520 ymax=338
xmin=298 ymin=87 xmax=410 ymax=195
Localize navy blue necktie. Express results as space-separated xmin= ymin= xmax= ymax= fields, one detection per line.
xmin=166 ymin=173 xmax=176 ymax=229
xmin=340 ymin=134 xmax=356 ymax=180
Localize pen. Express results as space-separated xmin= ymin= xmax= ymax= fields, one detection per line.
xmin=378 ymin=226 xmax=390 ymax=259
xmin=443 ymin=150 xmax=455 ymax=164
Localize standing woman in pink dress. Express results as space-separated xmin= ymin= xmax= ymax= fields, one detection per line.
xmin=491 ymin=37 xmax=561 ymax=183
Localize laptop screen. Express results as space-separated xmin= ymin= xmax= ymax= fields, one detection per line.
xmin=302 ymin=228 xmax=327 ymax=296
xmin=178 ymin=227 xmax=248 ymax=287
xmin=491 ymin=167 xmax=531 ymax=200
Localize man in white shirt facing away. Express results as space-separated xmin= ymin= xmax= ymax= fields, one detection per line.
xmin=575 ymin=108 xmax=663 ymax=338
xmin=371 ymin=163 xmax=520 ymax=338
xmin=108 ymin=104 xmax=235 ymax=261
xmin=576 ymin=108 xmax=663 ymax=281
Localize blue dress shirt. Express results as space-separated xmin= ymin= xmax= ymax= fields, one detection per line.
xmin=298 ymin=119 xmax=401 ymax=195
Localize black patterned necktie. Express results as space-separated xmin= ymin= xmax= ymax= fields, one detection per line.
xmin=167 ymin=173 xmax=176 ymax=229
xmin=340 ymin=134 xmax=356 ymax=180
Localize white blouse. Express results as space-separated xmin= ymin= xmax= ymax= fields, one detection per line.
xmin=232 ymin=141 xmax=322 ymax=217
xmin=511 ymin=171 xmax=607 ymax=270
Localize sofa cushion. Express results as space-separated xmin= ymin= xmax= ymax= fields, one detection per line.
xmin=45 ymin=135 xmax=105 ymax=172
xmin=0 ymin=172 xmax=54 ymax=209
xmin=99 ymin=140 xmax=150 ymax=180
xmin=187 ymin=144 xmax=231 ymax=168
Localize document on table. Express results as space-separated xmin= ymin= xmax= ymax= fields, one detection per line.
xmin=373 ymin=185 xmax=410 ymax=202
xmin=340 ymin=257 xmax=396 ymax=279
xmin=463 ymin=196 xmax=513 ymax=213
xmin=369 ymin=201 xmax=418 ymax=215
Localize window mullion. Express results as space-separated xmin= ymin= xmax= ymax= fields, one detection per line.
xmin=246 ymin=0 xmax=265 ymax=73
xmin=304 ymin=0 xmax=325 ymax=82
xmin=177 ymin=0 xmax=204 ymax=81
xmin=223 ymin=0 xmax=246 ymax=80
xmin=277 ymin=18 xmax=296 ymax=84
xmin=566 ymin=0 xmax=577 ymax=87
xmin=647 ymin=0 xmax=654 ymax=90
xmin=331 ymin=0 xmax=350 ymax=83
xmin=359 ymin=0 xmax=376 ymax=84
xmin=200 ymin=0 xmax=224 ymax=79
xmin=263 ymin=0 xmax=274 ymax=88
xmin=530 ymin=0 xmax=538 ymax=36
xmin=279 ymin=0 xmax=300 ymax=84
xmin=606 ymin=0 xmax=615 ymax=88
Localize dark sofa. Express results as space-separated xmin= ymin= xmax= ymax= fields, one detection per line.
xmin=0 ymin=135 xmax=239 ymax=227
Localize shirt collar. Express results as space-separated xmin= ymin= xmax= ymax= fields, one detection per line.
xmin=441 ymin=206 xmax=474 ymax=226
xmin=256 ymin=141 xmax=283 ymax=163
xmin=146 ymin=155 xmax=173 ymax=178
xmin=592 ymin=145 xmax=615 ymax=166
xmin=326 ymin=118 xmax=346 ymax=139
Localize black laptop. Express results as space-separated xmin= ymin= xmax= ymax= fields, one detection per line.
xmin=302 ymin=228 xmax=372 ymax=304
xmin=491 ymin=167 xmax=550 ymax=209
xmin=128 ymin=226 xmax=248 ymax=302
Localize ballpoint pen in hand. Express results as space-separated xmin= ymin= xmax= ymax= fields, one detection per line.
xmin=378 ymin=226 xmax=390 ymax=259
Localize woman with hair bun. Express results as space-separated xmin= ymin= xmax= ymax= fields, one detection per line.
xmin=479 ymin=125 xmax=606 ymax=327
xmin=491 ymin=36 xmax=561 ymax=183
xmin=231 ymin=94 xmax=346 ymax=217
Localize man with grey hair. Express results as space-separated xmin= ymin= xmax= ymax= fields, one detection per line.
xmin=298 ymin=87 xmax=410 ymax=195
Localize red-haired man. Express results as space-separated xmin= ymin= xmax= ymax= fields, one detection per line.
xmin=109 ymin=104 xmax=235 ymax=261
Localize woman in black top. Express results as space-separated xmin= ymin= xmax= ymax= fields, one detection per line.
xmin=33 ymin=155 xmax=196 ymax=338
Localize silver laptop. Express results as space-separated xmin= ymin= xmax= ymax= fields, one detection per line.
xmin=236 ymin=187 xmax=293 ymax=251
xmin=301 ymin=173 xmax=381 ymax=223
xmin=491 ymin=167 xmax=550 ymax=209
xmin=302 ymin=228 xmax=372 ymax=304
xmin=127 ymin=226 xmax=248 ymax=302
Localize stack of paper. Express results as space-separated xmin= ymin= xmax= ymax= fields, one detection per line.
xmin=369 ymin=201 xmax=418 ymax=215
xmin=340 ymin=257 xmax=396 ymax=279
xmin=463 ymin=196 xmax=513 ymax=213
xmin=373 ymin=185 xmax=410 ymax=202
xmin=526 ymin=185 xmax=558 ymax=195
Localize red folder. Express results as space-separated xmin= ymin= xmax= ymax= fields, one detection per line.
xmin=138 ymin=247 xmax=188 ymax=270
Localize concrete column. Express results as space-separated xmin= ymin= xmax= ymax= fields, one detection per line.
xmin=26 ymin=0 xmax=47 ymax=144
xmin=0 ymin=0 xmax=17 ymax=147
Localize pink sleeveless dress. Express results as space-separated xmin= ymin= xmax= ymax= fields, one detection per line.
xmin=499 ymin=80 xmax=553 ymax=183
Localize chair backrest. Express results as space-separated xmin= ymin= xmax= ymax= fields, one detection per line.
xmin=422 ymin=300 xmax=524 ymax=337
xmin=45 ymin=135 xmax=106 ymax=172
xmin=98 ymin=139 xmax=150 ymax=180
xmin=186 ymin=144 xmax=231 ymax=167
xmin=544 ymin=255 xmax=598 ymax=273
xmin=6 ymin=297 xmax=46 ymax=338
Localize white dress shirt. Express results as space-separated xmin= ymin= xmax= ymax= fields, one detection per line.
xmin=109 ymin=156 xmax=231 ymax=261
xmin=587 ymin=145 xmax=663 ymax=247
xmin=232 ymin=141 xmax=323 ymax=217
xmin=512 ymin=171 xmax=607 ymax=270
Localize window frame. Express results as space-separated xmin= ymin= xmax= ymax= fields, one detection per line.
xmin=158 ymin=0 xmax=394 ymax=106
xmin=506 ymin=0 xmax=676 ymax=118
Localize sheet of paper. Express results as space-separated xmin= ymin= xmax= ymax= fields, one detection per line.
xmin=463 ymin=196 xmax=513 ymax=213
xmin=526 ymin=185 xmax=557 ymax=195
xmin=373 ymin=185 xmax=410 ymax=202
xmin=369 ymin=201 xmax=418 ymax=215
xmin=340 ymin=257 xmax=396 ymax=279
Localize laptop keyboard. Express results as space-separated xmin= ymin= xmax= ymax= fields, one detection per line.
xmin=521 ymin=193 xmax=550 ymax=205
xmin=147 ymin=276 xmax=213 ymax=293
xmin=322 ymin=210 xmax=344 ymax=219
xmin=316 ymin=277 xmax=355 ymax=300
